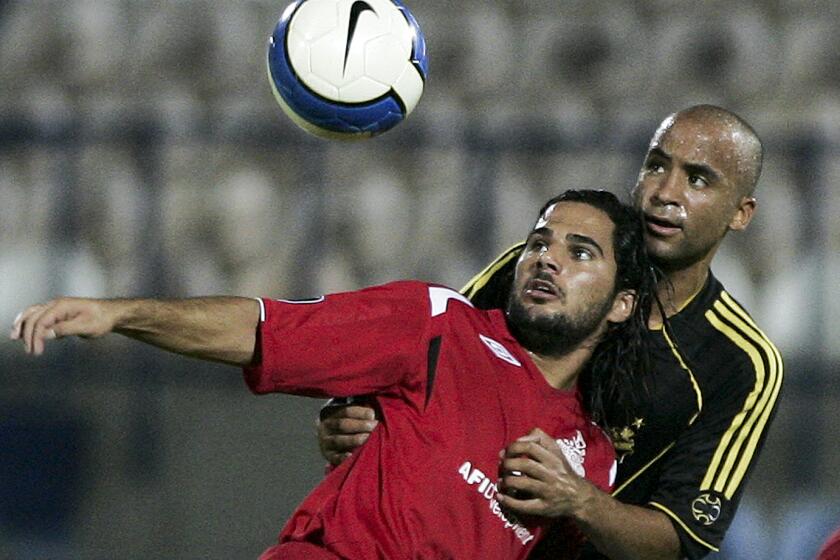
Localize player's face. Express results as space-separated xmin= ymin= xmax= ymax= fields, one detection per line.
xmin=507 ymin=202 xmax=629 ymax=356
xmin=632 ymin=116 xmax=755 ymax=271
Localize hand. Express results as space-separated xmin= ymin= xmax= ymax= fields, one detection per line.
xmin=317 ymin=403 xmax=379 ymax=466
xmin=10 ymin=298 xmax=117 ymax=355
xmin=497 ymin=427 xmax=596 ymax=519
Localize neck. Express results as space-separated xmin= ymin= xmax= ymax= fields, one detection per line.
xmin=527 ymin=339 xmax=597 ymax=390
xmin=649 ymin=255 xmax=712 ymax=327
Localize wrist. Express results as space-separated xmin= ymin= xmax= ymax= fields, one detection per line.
xmin=109 ymin=298 xmax=147 ymax=334
xmin=571 ymin=479 xmax=613 ymax=527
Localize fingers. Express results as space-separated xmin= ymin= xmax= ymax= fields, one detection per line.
xmin=499 ymin=469 xmax=543 ymax=497
xmin=319 ymin=433 xmax=372 ymax=466
xmin=10 ymin=311 xmax=23 ymax=340
xmin=495 ymin=491 xmax=544 ymax=516
xmin=317 ymin=405 xmax=379 ymax=466
xmin=495 ymin=428 xmax=587 ymax=518
xmin=503 ymin=439 xmax=568 ymax=477
xmin=11 ymin=305 xmax=42 ymax=341
xmin=10 ymin=298 xmax=108 ymax=356
xmin=332 ymin=405 xmax=377 ymax=421
xmin=319 ymin=405 xmax=378 ymax=441
xmin=324 ymin=432 xmax=374 ymax=452
xmin=320 ymin=415 xmax=379 ymax=437
xmin=322 ymin=449 xmax=351 ymax=467
xmin=518 ymin=427 xmax=557 ymax=449
xmin=16 ymin=303 xmax=56 ymax=356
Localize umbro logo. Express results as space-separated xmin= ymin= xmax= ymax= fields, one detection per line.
xmin=479 ymin=334 xmax=521 ymax=367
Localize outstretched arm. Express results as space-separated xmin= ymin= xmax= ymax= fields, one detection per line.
xmin=499 ymin=429 xmax=681 ymax=560
xmin=11 ymin=296 xmax=261 ymax=366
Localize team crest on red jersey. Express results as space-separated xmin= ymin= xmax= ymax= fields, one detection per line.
xmin=479 ymin=334 xmax=522 ymax=367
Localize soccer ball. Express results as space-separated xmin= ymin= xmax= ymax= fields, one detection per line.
xmin=267 ymin=0 xmax=428 ymax=139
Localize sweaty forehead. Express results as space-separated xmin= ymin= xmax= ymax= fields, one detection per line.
xmin=653 ymin=117 xmax=745 ymax=182
xmin=535 ymin=202 xmax=615 ymax=247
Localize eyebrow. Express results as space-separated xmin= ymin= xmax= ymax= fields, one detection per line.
xmin=528 ymin=227 xmax=605 ymax=257
xmin=526 ymin=227 xmax=553 ymax=243
xmin=567 ymin=233 xmax=604 ymax=257
xmin=648 ymin=147 xmax=721 ymax=183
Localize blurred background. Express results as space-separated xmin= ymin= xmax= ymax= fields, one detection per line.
xmin=1 ymin=0 xmax=838 ymax=558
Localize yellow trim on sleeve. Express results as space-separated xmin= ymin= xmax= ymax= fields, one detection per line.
xmin=612 ymin=442 xmax=675 ymax=497
xmin=700 ymin=299 xmax=782 ymax=499
xmin=661 ymin=326 xmax=702 ymax=423
xmin=613 ymin=303 xmax=703 ymax=497
xmin=647 ymin=501 xmax=720 ymax=552
xmin=716 ymin=295 xmax=784 ymax=498
xmin=460 ymin=243 xmax=524 ymax=298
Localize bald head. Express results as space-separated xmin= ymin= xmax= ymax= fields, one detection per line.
xmin=665 ymin=105 xmax=764 ymax=197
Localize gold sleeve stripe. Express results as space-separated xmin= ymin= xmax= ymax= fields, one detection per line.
xmin=662 ymin=326 xmax=702 ymax=423
xmin=612 ymin=442 xmax=675 ymax=497
xmin=719 ymin=292 xmax=783 ymax=376
xmin=717 ymin=295 xmax=783 ymax=498
xmin=720 ymin=292 xmax=782 ymax=362
xmin=460 ymin=242 xmax=524 ymax=298
xmin=700 ymin=301 xmax=782 ymax=499
xmin=647 ymin=502 xmax=720 ymax=552
xmin=712 ymin=299 xmax=782 ymax=499
xmin=700 ymin=307 xmax=764 ymax=493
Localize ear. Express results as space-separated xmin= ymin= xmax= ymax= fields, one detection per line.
xmin=607 ymin=289 xmax=636 ymax=324
xmin=728 ymin=196 xmax=756 ymax=232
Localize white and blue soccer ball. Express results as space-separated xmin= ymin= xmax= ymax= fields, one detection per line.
xmin=267 ymin=0 xmax=428 ymax=139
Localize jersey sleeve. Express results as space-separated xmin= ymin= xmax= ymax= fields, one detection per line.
xmin=817 ymin=526 xmax=840 ymax=560
xmin=243 ymin=281 xmax=433 ymax=398
xmin=646 ymin=349 xmax=783 ymax=559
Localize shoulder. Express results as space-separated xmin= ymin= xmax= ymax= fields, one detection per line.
xmin=379 ymin=281 xmax=488 ymax=325
xmin=699 ymin=283 xmax=783 ymax=391
xmin=365 ymin=281 xmax=469 ymax=306
xmin=670 ymin=275 xmax=783 ymax=393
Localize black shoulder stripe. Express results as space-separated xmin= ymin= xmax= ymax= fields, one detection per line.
xmin=425 ymin=336 xmax=442 ymax=408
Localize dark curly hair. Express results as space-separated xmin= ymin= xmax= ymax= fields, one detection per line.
xmin=532 ymin=189 xmax=657 ymax=429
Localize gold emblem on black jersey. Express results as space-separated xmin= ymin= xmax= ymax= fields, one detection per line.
xmin=609 ymin=417 xmax=645 ymax=460
xmin=691 ymin=493 xmax=722 ymax=525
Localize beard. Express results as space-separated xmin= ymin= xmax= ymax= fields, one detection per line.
xmin=505 ymin=290 xmax=614 ymax=358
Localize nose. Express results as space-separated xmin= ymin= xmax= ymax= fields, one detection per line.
xmin=650 ymin=169 xmax=681 ymax=207
xmin=536 ymin=246 xmax=560 ymax=273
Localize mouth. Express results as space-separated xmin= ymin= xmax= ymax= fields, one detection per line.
xmin=524 ymin=277 xmax=561 ymax=301
xmin=644 ymin=213 xmax=683 ymax=237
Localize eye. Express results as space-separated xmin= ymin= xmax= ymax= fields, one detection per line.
xmin=526 ymin=238 xmax=547 ymax=254
xmin=689 ymin=174 xmax=709 ymax=188
xmin=571 ymin=247 xmax=594 ymax=261
xmin=646 ymin=161 xmax=665 ymax=174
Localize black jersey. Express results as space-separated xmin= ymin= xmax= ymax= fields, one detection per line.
xmin=464 ymin=244 xmax=784 ymax=560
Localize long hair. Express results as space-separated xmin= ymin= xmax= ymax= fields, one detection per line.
xmin=535 ymin=190 xmax=658 ymax=429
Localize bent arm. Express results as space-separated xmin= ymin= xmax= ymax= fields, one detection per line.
xmin=574 ymin=492 xmax=681 ymax=560
xmin=498 ymin=432 xmax=681 ymax=560
xmin=12 ymin=296 xmax=261 ymax=366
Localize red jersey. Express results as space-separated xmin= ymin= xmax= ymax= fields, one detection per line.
xmin=819 ymin=526 xmax=840 ymax=560
xmin=244 ymin=281 xmax=615 ymax=560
